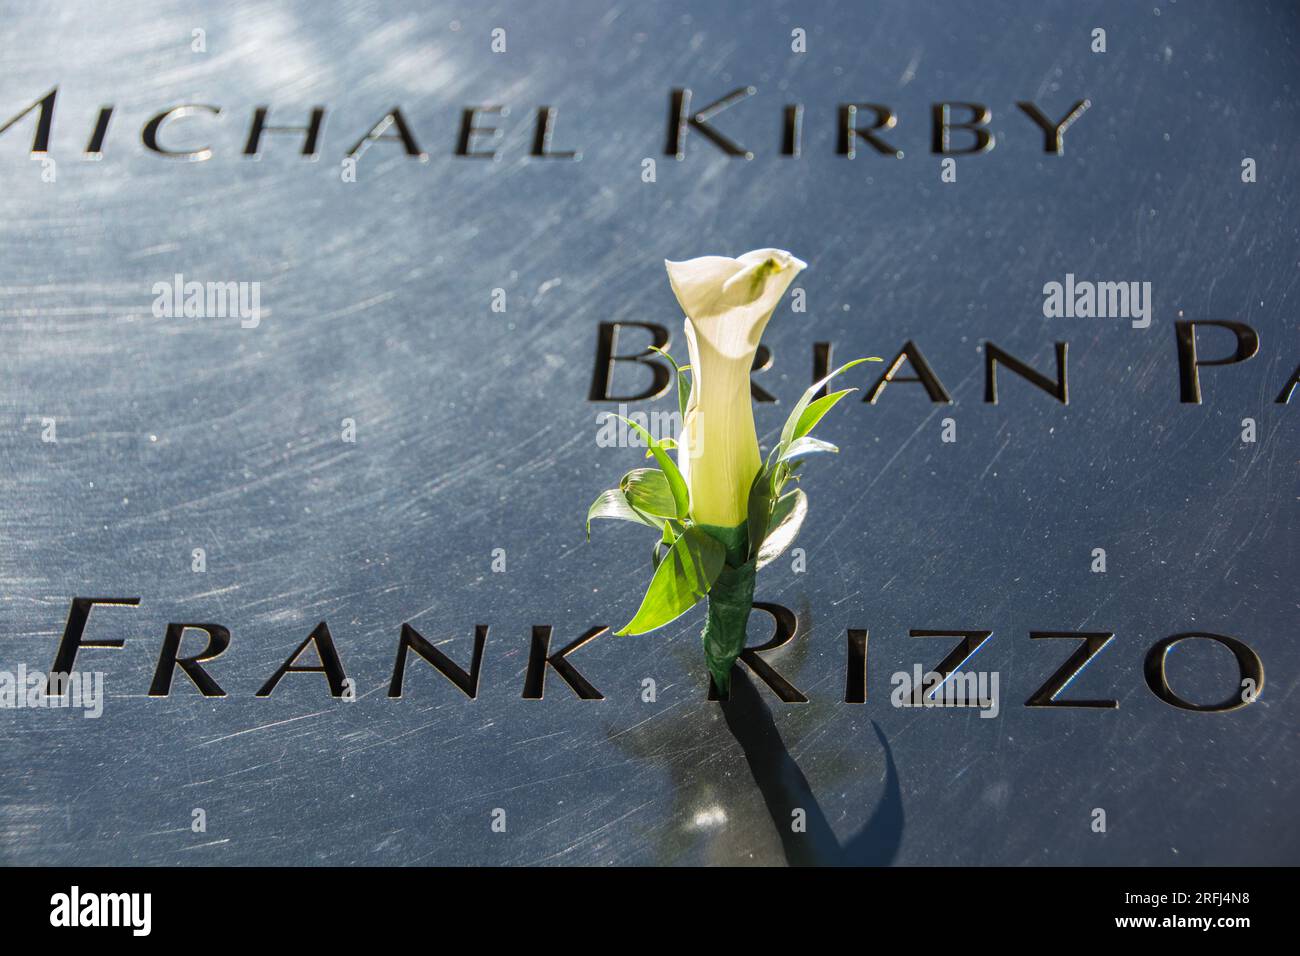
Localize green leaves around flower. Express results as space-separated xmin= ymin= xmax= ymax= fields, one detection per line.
xmin=586 ymin=487 xmax=662 ymax=538
xmin=649 ymin=346 xmax=692 ymax=418
xmin=777 ymin=435 xmax=839 ymax=463
xmin=618 ymin=526 xmax=725 ymax=635
xmin=620 ymin=468 xmax=677 ymax=519
xmin=769 ymin=357 xmax=882 ymax=491
xmin=590 ymin=463 xmax=722 ymax=634
xmin=613 ymin=415 xmax=689 ymax=519
xmin=755 ymin=488 xmax=807 ymax=568
xmin=589 ymin=351 xmax=880 ymax=636
xmin=743 ymin=356 xmax=882 ymax=564
xmin=777 ymin=357 xmax=881 ymax=452
xmin=587 ymin=464 xmax=682 ymax=540
xmin=587 ymin=465 xmax=685 ymax=540
xmin=792 ymin=388 xmax=855 ymax=441
xmin=746 ymin=466 xmax=774 ymax=560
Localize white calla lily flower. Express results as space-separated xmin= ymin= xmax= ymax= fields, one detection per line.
xmin=665 ymin=248 xmax=807 ymax=529
xmin=588 ymin=246 xmax=873 ymax=690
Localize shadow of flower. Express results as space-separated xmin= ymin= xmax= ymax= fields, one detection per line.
xmin=721 ymin=669 xmax=903 ymax=866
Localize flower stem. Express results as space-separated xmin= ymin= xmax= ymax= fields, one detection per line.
xmin=698 ymin=523 xmax=755 ymax=693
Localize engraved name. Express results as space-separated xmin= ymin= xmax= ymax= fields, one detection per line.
xmin=40 ymin=597 xmax=1265 ymax=713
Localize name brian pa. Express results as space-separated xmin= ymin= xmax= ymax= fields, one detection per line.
xmin=38 ymin=597 xmax=1265 ymax=715
xmin=590 ymin=317 xmax=1300 ymax=408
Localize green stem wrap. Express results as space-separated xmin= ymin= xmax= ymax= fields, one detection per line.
xmin=698 ymin=523 xmax=756 ymax=694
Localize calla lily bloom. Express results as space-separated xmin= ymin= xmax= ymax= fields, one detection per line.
xmin=586 ymin=247 xmax=875 ymax=692
xmin=665 ymin=249 xmax=807 ymax=529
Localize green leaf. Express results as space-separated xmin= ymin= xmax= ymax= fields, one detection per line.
xmin=745 ymin=466 xmax=773 ymax=560
xmin=756 ymin=489 xmax=808 ymax=569
xmin=586 ymin=488 xmax=660 ymax=538
xmin=778 ymin=436 xmax=838 ymax=463
xmin=618 ymin=527 xmax=725 ymax=635
xmin=644 ymin=436 xmax=677 ymax=458
xmin=778 ymin=357 xmax=881 ymax=452
xmin=793 ymin=388 xmax=856 ymax=441
xmin=620 ymin=468 xmax=678 ymax=519
xmin=615 ymin=415 xmax=689 ymax=519
xmin=650 ymin=346 xmax=693 ymax=418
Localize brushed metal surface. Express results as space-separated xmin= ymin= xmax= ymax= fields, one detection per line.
xmin=0 ymin=0 xmax=1295 ymax=866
